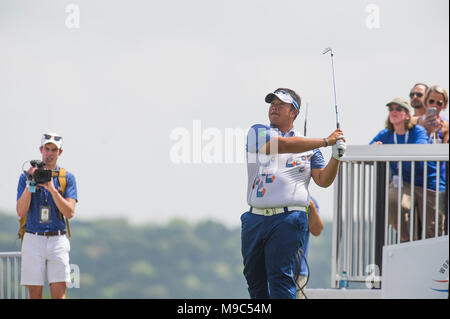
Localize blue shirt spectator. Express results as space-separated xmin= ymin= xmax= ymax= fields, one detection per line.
xmin=370 ymin=99 xmax=444 ymax=191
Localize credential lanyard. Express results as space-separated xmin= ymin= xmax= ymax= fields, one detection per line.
xmin=393 ymin=131 xmax=409 ymax=144
xmin=392 ymin=131 xmax=408 ymax=188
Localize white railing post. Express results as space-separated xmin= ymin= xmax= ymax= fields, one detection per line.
xmin=435 ymin=161 xmax=440 ymax=238
xmin=331 ymin=164 xmax=341 ymax=288
xmin=370 ymin=163 xmax=377 ymax=266
xmin=0 ymin=252 xmax=26 ymax=299
xmin=410 ymin=161 xmax=415 ymax=242
xmin=397 ymin=161 xmax=403 ymax=244
xmin=385 ymin=161 xmax=390 ymax=245
xmin=347 ymin=162 xmax=353 ymax=278
xmin=422 ymin=162 xmax=428 ymax=240
xmin=0 ymin=256 xmax=3 ymax=299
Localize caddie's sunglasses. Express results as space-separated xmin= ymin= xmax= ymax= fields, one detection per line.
xmin=409 ymin=92 xmax=423 ymax=98
xmin=428 ymin=99 xmax=444 ymax=107
xmin=388 ymin=106 xmax=404 ymax=112
xmin=43 ymin=134 xmax=63 ymax=141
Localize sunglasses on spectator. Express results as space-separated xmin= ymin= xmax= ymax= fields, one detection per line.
xmin=428 ymin=99 xmax=444 ymax=107
xmin=43 ymin=134 xmax=63 ymax=141
xmin=388 ymin=106 xmax=405 ymax=112
xmin=409 ymin=92 xmax=423 ymax=98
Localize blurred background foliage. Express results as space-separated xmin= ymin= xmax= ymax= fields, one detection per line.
xmin=0 ymin=211 xmax=331 ymax=298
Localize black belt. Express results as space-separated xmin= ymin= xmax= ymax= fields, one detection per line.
xmin=26 ymin=230 xmax=66 ymax=236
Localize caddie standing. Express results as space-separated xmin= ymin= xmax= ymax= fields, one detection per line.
xmin=16 ymin=133 xmax=78 ymax=299
xmin=241 ymin=88 xmax=346 ymax=299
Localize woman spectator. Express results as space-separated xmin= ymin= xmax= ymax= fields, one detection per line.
xmin=418 ymin=86 xmax=448 ymax=238
xmin=370 ymin=98 xmax=428 ymax=242
xmin=418 ymin=85 xmax=449 ymax=144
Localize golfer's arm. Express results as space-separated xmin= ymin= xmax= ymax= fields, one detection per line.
xmin=311 ymin=158 xmax=340 ymax=188
xmin=262 ymin=136 xmax=326 ymax=154
xmin=308 ymin=200 xmax=323 ymax=237
xmin=16 ymin=188 xmax=32 ymax=218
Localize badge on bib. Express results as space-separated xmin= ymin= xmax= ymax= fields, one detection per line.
xmin=39 ymin=205 xmax=51 ymax=223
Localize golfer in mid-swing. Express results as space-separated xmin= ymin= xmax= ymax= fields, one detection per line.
xmin=241 ymin=88 xmax=346 ymax=299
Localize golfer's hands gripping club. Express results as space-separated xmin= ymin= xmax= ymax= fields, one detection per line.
xmin=332 ymin=137 xmax=346 ymax=160
xmin=325 ymin=129 xmax=345 ymax=146
xmin=325 ymin=129 xmax=346 ymax=160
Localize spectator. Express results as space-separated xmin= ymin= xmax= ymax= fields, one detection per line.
xmin=418 ymin=86 xmax=448 ymax=237
xmin=370 ymin=98 xmax=428 ymax=241
xmin=418 ymin=85 xmax=449 ymax=144
xmin=409 ymin=83 xmax=429 ymax=117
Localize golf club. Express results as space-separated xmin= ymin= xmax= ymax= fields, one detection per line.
xmin=303 ymin=102 xmax=308 ymax=136
xmin=322 ymin=47 xmax=340 ymax=129
xmin=323 ymin=47 xmax=343 ymax=157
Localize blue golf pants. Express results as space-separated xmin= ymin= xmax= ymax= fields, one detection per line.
xmin=241 ymin=210 xmax=308 ymax=299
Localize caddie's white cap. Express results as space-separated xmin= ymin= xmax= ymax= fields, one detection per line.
xmin=41 ymin=132 xmax=63 ymax=149
xmin=265 ymin=90 xmax=300 ymax=113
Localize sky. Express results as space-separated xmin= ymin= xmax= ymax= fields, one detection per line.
xmin=0 ymin=0 xmax=448 ymax=227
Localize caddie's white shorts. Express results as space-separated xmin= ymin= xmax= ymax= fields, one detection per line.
xmin=20 ymin=232 xmax=71 ymax=286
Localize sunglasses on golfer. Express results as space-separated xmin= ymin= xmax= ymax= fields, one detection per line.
xmin=428 ymin=99 xmax=444 ymax=107
xmin=409 ymin=92 xmax=423 ymax=98
xmin=43 ymin=134 xmax=63 ymax=141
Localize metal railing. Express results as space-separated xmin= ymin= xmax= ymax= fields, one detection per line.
xmin=0 ymin=252 xmax=28 ymax=299
xmin=331 ymin=144 xmax=449 ymax=288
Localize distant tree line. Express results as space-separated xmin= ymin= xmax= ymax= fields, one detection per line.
xmin=0 ymin=212 xmax=331 ymax=298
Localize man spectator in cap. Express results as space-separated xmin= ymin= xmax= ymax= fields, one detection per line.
xmin=16 ymin=132 xmax=78 ymax=299
xmin=241 ymin=88 xmax=346 ymax=299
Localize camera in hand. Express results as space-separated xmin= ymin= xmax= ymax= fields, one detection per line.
xmin=26 ymin=160 xmax=58 ymax=186
xmin=22 ymin=160 xmax=59 ymax=193
xmin=29 ymin=160 xmax=53 ymax=184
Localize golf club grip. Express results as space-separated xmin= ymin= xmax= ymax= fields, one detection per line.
xmin=337 ymin=121 xmax=343 ymax=157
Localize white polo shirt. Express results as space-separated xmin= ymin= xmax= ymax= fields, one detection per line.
xmin=246 ymin=124 xmax=326 ymax=209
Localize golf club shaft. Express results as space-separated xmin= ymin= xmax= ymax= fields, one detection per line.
xmin=327 ymin=49 xmax=343 ymax=157
xmin=304 ymin=103 xmax=308 ymax=136
xmin=330 ymin=52 xmax=340 ymax=129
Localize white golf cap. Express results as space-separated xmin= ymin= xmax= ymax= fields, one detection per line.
xmin=41 ymin=132 xmax=63 ymax=149
xmin=265 ymin=90 xmax=300 ymax=113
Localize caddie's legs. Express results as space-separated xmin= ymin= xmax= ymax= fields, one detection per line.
xmin=265 ymin=211 xmax=308 ymax=299
xmin=50 ymin=282 xmax=67 ymax=299
xmin=241 ymin=212 xmax=270 ymax=299
xmin=27 ymin=285 xmax=43 ymax=299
